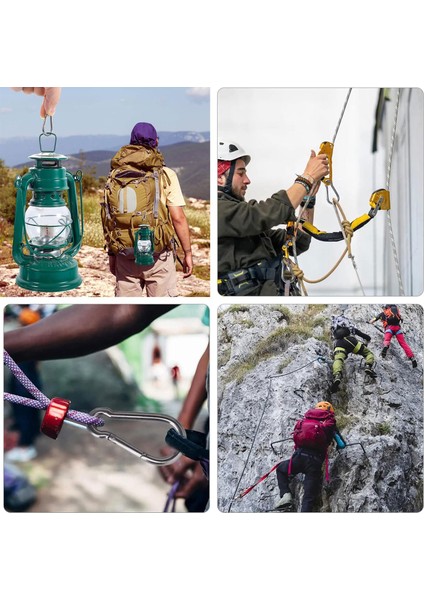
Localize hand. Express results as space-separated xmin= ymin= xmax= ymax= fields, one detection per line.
xmin=182 ymin=251 xmax=193 ymax=278
xmin=12 ymin=87 xmax=61 ymax=117
xmin=303 ymin=149 xmax=329 ymax=183
xmin=159 ymin=451 xmax=207 ymax=499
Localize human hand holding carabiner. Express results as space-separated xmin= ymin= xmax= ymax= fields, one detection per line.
xmin=303 ymin=149 xmax=329 ymax=184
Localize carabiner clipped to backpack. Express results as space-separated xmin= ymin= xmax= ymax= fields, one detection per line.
xmin=87 ymin=408 xmax=187 ymax=466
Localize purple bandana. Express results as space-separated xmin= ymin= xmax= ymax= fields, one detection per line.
xmin=130 ymin=122 xmax=158 ymax=148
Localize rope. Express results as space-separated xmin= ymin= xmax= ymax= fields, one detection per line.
xmin=331 ymin=200 xmax=366 ymax=295
xmin=332 ymin=88 xmax=352 ymax=143
xmin=385 ymin=88 xmax=405 ymax=295
xmin=227 ymin=378 xmax=272 ymax=512
xmin=3 ymin=350 xmax=104 ymax=427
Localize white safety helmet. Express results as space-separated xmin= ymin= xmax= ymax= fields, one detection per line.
xmin=218 ymin=141 xmax=251 ymax=165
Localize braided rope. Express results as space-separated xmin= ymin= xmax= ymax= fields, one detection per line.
xmin=385 ymin=88 xmax=405 ymax=295
xmin=3 ymin=350 xmax=104 ymax=427
xmin=332 ymin=88 xmax=352 ymax=144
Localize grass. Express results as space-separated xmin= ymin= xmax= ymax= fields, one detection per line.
xmin=375 ymin=422 xmax=391 ymax=436
xmin=184 ymin=204 xmax=210 ymax=239
xmin=220 ymin=305 xmax=330 ymax=385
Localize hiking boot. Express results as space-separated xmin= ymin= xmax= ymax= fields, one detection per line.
xmin=274 ymin=492 xmax=293 ymax=512
xmin=365 ymin=366 xmax=377 ymax=378
xmin=330 ymin=375 xmax=341 ymax=393
xmin=411 ymin=358 xmax=417 ymax=368
xmin=381 ymin=346 xmax=388 ymax=358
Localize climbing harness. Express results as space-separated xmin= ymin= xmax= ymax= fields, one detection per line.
xmin=3 ymin=349 xmax=186 ymax=467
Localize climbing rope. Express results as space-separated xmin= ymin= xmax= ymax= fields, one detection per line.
xmin=332 ymin=88 xmax=352 ymax=144
xmin=3 ymin=350 xmax=104 ymax=427
xmin=385 ymin=88 xmax=405 ymax=295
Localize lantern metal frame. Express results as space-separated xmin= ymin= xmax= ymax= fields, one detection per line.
xmin=12 ymin=132 xmax=84 ymax=292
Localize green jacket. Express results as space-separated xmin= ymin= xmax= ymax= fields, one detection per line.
xmin=218 ymin=189 xmax=311 ymax=276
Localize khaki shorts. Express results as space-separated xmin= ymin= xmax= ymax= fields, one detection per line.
xmin=114 ymin=250 xmax=178 ymax=297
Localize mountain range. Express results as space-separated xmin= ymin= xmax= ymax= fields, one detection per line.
xmin=0 ymin=132 xmax=210 ymax=200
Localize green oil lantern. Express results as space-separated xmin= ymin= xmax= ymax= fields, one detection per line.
xmin=13 ymin=128 xmax=84 ymax=292
xmin=134 ymin=225 xmax=155 ymax=266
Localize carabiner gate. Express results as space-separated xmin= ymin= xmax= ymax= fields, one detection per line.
xmin=87 ymin=408 xmax=187 ymax=466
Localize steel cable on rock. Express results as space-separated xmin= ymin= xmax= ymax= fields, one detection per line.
xmin=226 ymin=357 xmax=322 ymax=512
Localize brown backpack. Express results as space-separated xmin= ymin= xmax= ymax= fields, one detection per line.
xmin=101 ymin=145 xmax=176 ymax=255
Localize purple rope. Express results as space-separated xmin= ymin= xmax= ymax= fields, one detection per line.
xmin=163 ymin=481 xmax=180 ymax=513
xmin=3 ymin=350 xmax=104 ymax=427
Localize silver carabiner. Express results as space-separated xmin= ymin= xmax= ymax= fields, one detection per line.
xmin=42 ymin=115 xmax=53 ymax=135
xmin=87 ymin=408 xmax=187 ymax=466
xmin=325 ymin=182 xmax=340 ymax=205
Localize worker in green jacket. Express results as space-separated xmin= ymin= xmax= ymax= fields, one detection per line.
xmin=217 ymin=141 xmax=329 ymax=296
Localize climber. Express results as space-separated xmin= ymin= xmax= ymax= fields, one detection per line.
xmin=330 ymin=314 xmax=376 ymax=393
xmin=274 ymin=401 xmax=346 ymax=512
xmin=369 ymin=305 xmax=417 ymax=368
xmin=217 ymin=140 xmax=329 ymax=296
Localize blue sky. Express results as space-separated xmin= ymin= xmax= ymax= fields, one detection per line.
xmin=0 ymin=87 xmax=210 ymax=138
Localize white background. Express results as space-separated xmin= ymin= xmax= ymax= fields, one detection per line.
xmin=1 ymin=1 xmax=423 ymax=599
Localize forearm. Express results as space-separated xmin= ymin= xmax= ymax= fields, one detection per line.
xmin=169 ymin=206 xmax=192 ymax=254
xmin=286 ymin=182 xmax=312 ymax=210
xmin=177 ymin=344 xmax=209 ymax=430
xmin=4 ymin=305 xmax=176 ymax=362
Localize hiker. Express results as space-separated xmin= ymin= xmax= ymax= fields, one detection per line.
xmin=102 ymin=122 xmax=193 ymax=297
xmin=217 ymin=140 xmax=329 ymax=296
xmin=11 ymin=87 xmax=61 ymax=117
xmin=275 ymin=401 xmax=346 ymax=512
xmin=369 ymin=305 xmax=417 ymax=367
xmin=330 ymin=314 xmax=376 ymax=392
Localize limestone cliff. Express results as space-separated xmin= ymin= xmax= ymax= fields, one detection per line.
xmin=217 ymin=304 xmax=423 ymax=513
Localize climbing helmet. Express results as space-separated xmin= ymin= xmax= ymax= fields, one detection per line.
xmin=315 ymin=401 xmax=335 ymax=413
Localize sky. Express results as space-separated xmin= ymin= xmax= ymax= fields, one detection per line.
xmin=0 ymin=87 xmax=210 ymax=138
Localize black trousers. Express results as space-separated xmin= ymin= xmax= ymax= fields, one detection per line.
xmin=276 ymin=450 xmax=324 ymax=512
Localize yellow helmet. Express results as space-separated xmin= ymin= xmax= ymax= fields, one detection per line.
xmin=315 ymin=401 xmax=335 ymax=413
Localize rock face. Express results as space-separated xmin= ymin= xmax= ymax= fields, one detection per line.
xmin=217 ymin=304 xmax=423 ymax=513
